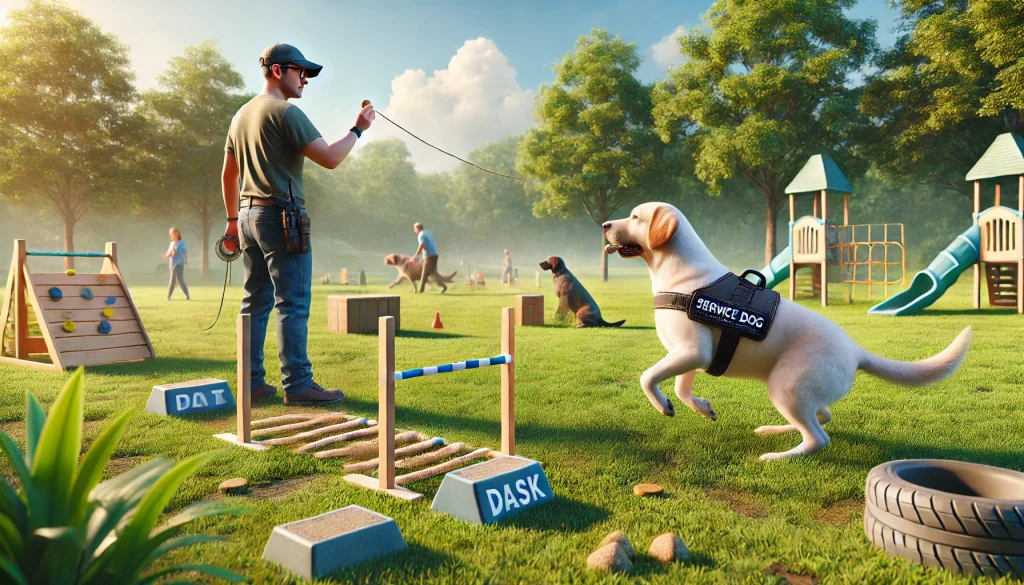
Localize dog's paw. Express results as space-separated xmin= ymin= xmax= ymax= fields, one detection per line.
xmin=660 ymin=398 xmax=675 ymax=417
xmin=691 ymin=397 xmax=716 ymax=421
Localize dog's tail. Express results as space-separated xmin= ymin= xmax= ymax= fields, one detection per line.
xmin=857 ymin=326 xmax=972 ymax=387
xmin=599 ymin=318 xmax=626 ymax=328
xmin=443 ymin=270 xmax=458 ymax=282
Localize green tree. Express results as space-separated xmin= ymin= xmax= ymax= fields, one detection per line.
xmin=860 ymin=0 xmax=1023 ymax=197
xmin=142 ymin=41 xmax=251 ymax=278
xmin=652 ymin=0 xmax=877 ymax=265
xmin=0 ymin=0 xmax=142 ymax=269
xmin=448 ymin=136 xmax=538 ymax=248
xmin=518 ymin=29 xmax=674 ymax=281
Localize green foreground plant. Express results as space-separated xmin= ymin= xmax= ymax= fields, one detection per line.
xmin=0 ymin=368 xmax=244 ymax=585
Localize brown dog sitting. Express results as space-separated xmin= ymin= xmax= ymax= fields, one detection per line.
xmin=384 ymin=253 xmax=457 ymax=292
xmin=539 ymin=256 xmax=625 ymax=328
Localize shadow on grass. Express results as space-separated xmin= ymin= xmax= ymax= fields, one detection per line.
xmin=827 ymin=430 xmax=1024 ymax=473
xmin=395 ymin=330 xmax=470 ymax=340
xmin=898 ymin=308 xmax=1012 ymax=317
xmin=628 ymin=550 xmax=718 ymax=578
xmin=494 ymin=492 xmax=609 ymax=532
xmin=89 ymin=356 xmax=234 ymax=377
xmin=330 ymin=543 xmax=451 ymax=583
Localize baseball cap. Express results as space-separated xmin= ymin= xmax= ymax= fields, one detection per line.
xmin=259 ymin=43 xmax=322 ymax=78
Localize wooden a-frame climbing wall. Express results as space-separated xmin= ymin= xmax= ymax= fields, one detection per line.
xmin=0 ymin=239 xmax=155 ymax=371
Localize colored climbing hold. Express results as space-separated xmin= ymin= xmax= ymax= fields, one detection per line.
xmin=98 ymin=320 xmax=112 ymax=334
xmin=102 ymin=308 xmax=114 ymax=318
xmin=105 ymin=296 xmax=116 ymax=305
xmin=49 ymin=287 xmax=63 ymax=301
xmin=81 ymin=288 xmax=94 ymax=300
xmin=60 ymin=310 xmax=74 ymax=320
xmin=66 ymin=269 xmax=76 ymax=276
xmin=63 ymin=321 xmax=76 ymax=333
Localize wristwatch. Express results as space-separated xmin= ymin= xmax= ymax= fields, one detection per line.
xmin=350 ymin=126 xmax=362 ymax=138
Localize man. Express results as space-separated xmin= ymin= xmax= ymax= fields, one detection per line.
xmin=220 ymin=43 xmax=374 ymax=405
xmin=502 ymin=248 xmax=513 ymax=285
xmin=412 ymin=222 xmax=447 ymax=294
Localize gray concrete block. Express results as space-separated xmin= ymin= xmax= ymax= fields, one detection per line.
xmin=146 ymin=378 xmax=234 ymax=416
xmin=431 ymin=456 xmax=553 ymax=524
xmin=262 ymin=505 xmax=406 ymax=579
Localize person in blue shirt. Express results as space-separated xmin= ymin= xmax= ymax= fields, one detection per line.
xmin=412 ymin=222 xmax=447 ymax=294
xmin=162 ymin=227 xmax=190 ymax=301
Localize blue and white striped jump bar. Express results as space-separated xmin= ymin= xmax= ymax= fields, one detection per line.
xmin=394 ymin=354 xmax=512 ymax=381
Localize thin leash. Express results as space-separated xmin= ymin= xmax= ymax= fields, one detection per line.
xmin=364 ymin=100 xmax=520 ymax=181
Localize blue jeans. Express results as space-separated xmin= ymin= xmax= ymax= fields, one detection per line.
xmin=239 ymin=206 xmax=312 ymax=395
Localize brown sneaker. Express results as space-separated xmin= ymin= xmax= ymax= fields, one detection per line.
xmin=251 ymin=383 xmax=277 ymax=403
xmin=284 ymin=381 xmax=345 ymax=406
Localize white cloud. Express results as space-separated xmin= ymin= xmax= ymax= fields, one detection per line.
xmin=365 ymin=37 xmax=535 ymax=173
xmin=650 ymin=25 xmax=687 ymax=70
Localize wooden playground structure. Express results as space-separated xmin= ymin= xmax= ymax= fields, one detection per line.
xmin=217 ymin=308 xmax=517 ymax=501
xmin=0 ymin=240 xmax=154 ymax=371
xmin=785 ymin=155 xmax=906 ymax=306
xmin=968 ymin=134 xmax=1024 ymax=313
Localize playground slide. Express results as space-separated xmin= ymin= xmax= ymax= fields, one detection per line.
xmin=759 ymin=245 xmax=791 ymax=291
xmin=867 ymin=225 xmax=981 ymax=316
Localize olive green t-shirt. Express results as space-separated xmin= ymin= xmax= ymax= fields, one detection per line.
xmin=225 ymin=94 xmax=321 ymax=208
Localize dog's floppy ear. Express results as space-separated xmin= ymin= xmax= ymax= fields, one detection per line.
xmin=548 ymin=256 xmax=561 ymax=272
xmin=648 ymin=205 xmax=678 ymax=250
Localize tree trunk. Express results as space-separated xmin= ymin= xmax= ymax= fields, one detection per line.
xmin=200 ymin=213 xmax=211 ymax=280
xmin=601 ymin=229 xmax=609 ymax=282
xmin=764 ymin=195 xmax=782 ymax=267
xmin=63 ymin=217 xmax=76 ymax=271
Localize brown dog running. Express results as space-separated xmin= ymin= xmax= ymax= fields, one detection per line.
xmin=539 ymin=256 xmax=625 ymax=328
xmin=384 ymin=254 xmax=457 ymax=292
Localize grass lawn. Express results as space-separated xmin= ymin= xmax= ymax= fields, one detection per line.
xmin=2 ymin=271 xmax=1023 ymax=584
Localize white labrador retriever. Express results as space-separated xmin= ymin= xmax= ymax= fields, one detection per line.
xmin=603 ymin=202 xmax=972 ymax=461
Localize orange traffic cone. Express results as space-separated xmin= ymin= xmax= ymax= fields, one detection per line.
xmin=432 ymin=311 xmax=444 ymax=329
xmin=476 ymin=272 xmax=486 ymax=286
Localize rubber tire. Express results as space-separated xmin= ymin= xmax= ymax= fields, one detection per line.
xmin=864 ymin=459 xmax=1024 ymax=579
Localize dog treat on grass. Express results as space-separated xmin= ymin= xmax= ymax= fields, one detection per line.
xmin=313 ymin=431 xmax=422 ymax=459
xmin=342 ymin=437 xmax=446 ymax=472
xmin=598 ymin=530 xmax=635 ymax=560
xmin=250 ymin=414 xmax=317 ymax=429
xmin=394 ymin=442 xmax=465 ymax=469
xmin=587 ymin=543 xmax=632 ymax=574
xmin=633 ymin=483 xmax=664 ymax=497
xmin=293 ymin=424 xmax=380 ymax=453
xmin=648 ymin=533 xmax=689 ymax=564
xmin=394 ymin=448 xmax=490 ymax=484
xmin=219 ymin=477 xmax=248 ymax=494
xmin=252 ymin=413 xmax=349 ymax=436
xmin=262 ymin=418 xmax=370 ymax=446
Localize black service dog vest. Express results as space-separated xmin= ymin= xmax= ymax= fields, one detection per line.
xmin=653 ymin=270 xmax=780 ymax=376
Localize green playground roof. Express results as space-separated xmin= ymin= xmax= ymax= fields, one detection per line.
xmin=965 ymin=133 xmax=1024 ymax=181
xmin=785 ymin=154 xmax=854 ymax=195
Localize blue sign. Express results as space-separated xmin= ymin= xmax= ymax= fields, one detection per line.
xmin=146 ymin=379 xmax=235 ymax=416
xmin=431 ymin=456 xmax=553 ymax=525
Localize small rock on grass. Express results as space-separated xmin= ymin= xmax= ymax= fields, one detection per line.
xmin=587 ymin=542 xmax=632 ymax=574
xmin=219 ymin=477 xmax=248 ymax=494
xmin=598 ymin=530 xmax=635 ymax=559
xmin=634 ymin=483 xmax=664 ymax=497
xmin=648 ymin=533 xmax=690 ymax=564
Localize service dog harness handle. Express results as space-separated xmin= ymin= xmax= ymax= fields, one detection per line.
xmin=653 ymin=270 xmax=780 ymax=377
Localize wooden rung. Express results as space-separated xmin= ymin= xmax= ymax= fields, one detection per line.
xmin=341 ymin=438 xmax=446 ymax=472
xmin=261 ymin=418 xmax=371 ymax=446
xmin=53 ymin=332 xmax=147 ymax=353
xmin=293 ymin=425 xmax=383 ymax=454
xmin=0 ymin=356 xmax=60 ymax=372
xmin=33 ymin=284 xmax=124 ymax=298
xmin=249 ymin=413 xmax=349 ymax=437
xmin=250 ymin=414 xmax=316 ymax=428
xmin=394 ymin=448 xmax=490 ymax=484
xmin=60 ymin=345 xmax=152 ymax=367
xmin=313 ymin=431 xmax=421 ymax=459
xmin=35 ymin=297 xmax=131 ymax=310
xmin=27 ymin=273 xmax=123 ymax=286
xmin=395 ymin=442 xmax=465 ymax=469
xmin=44 ymin=307 xmax=136 ymax=324
xmin=49 ymin=320 xmax=141 ymax=338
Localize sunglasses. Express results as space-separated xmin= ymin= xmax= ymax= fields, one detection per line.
xmin=280 ymin=65 xmax=308 ymax=79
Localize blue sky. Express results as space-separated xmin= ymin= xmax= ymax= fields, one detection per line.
xmin=0 ymin=0 xmax=901 ymax=171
